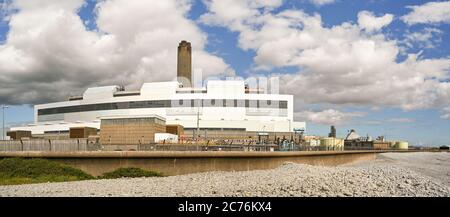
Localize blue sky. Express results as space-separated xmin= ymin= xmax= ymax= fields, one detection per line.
xmin=1 ymin=0 xmax=450 ymax=146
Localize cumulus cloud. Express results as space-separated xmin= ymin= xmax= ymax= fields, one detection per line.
xmin=309 ymin=0 xmax=336 ymax=6
xmin=357 ymin=11 xmax=393 ymax=32
xmin=200 ymin=1 xmax=450 ymax=113
xmin=401 ymin=1 xmax=450 ymax=25
xmin=0 ymin=0 xmax=234 ymax=105
xmin=294 ymin=109 xmax=365 ymax=125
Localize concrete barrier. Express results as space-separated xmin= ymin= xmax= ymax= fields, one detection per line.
xmin=0 ymin=150 xmax=395 ymax=176
xmin=0 ymin=150 xmax=389 ymax=158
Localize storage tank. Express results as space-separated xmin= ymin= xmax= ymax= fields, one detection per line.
xmin=389 ymin=141 xmax=396 ymax=148
xmin=395 ymin=141 xmax=409 ymax=150
xmin=320 ymin=137 xmax=344 ymax=150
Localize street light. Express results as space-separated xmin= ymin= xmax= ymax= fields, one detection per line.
xmin=1 ymin=105 xmax=8 ymax=140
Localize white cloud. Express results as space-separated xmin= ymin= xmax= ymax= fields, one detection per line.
xmin=387 ymin=118 xmax=415 ymax=123
xmin=309 ymin=0 xmax=336 ymax=6
xmin=200 ymin=1 xmax=450 ymax=113
xmin=295 ymin=109 xmax=365 ymax=125
xmin=401 ymin=1 xmax=450 ymax=25
xmin=0 ymin=0 xmax=234 ymax=105
xmin=357 ymin=10 xmax=393 ymax=32
xmin=402 ymin=27 xmax=443 ymax=49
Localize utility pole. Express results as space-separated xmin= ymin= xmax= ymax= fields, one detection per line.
xmin=196 ymin=104 xmax=200 ymax=141
xmin=1 ymin=105 xmax=8 ymax=140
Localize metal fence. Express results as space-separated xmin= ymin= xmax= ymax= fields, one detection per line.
xmin=0 ymin=139 xmax=101 ymax=152
xmin=0 ymin=139 xmax=280 ymax=152
xmin=0 ymin=139 xmax=389 ymax=152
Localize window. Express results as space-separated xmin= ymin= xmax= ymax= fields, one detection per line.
xmin=279 ymin=101 xmax=288 ymax=109
xmin=37 ymin=99 xmax=289 ymax=116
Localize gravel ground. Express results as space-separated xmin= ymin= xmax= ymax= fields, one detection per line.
xmin=0 ymin=152 xmax=449 ymax=197
xmin=353 ymin=152 xmax=450 ymax=186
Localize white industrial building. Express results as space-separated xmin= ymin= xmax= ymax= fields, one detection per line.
xmin=10 ymin=41 xmax=305 ymax=136
xmin=11 ymin=80 xmax=305 ymax=135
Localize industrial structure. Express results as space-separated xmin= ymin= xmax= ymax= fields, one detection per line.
xmin=344 ymin=129 xmax=408 ymax=150
xmin=177 ymin=40 xmax=192 ymax=87
xmin=9 ymin=40 xmax=305 ymax=146
xmin=328 ymin=125 xmax=336 ymax=138
xmin=5 ymin=41 xmax=411 ymax=152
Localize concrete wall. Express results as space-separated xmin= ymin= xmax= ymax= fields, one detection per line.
xmin=0 ymin=151 xmax=384 ymax=176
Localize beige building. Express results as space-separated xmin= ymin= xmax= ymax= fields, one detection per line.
xmin=166 ymin=124 xmax=184 ymax=136
xmin=99 ymin=115 xmax=166 ymax=145
xmin=69 ymin=127 xmax=97 ymax=139
xmin=6 ymin=130 xmax=32 ymax=140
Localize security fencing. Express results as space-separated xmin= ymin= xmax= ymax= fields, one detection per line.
xmin=0 ymin=139 xmax=101 ymax=152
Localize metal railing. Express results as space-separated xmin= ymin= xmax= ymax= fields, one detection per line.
xmin=0 ymin=139 xmax=101 ymax=152
xmin=0 ymin=139 xmax=400 ymax=152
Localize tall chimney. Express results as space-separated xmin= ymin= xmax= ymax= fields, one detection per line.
xmin=177 ymin=40 xmax=192 ymax=87
xmin=329 ymin=125 xmax=336 ymax=138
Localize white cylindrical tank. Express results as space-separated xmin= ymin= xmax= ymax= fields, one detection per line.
xmin=395 ymin=141 xmax=409 ymax=150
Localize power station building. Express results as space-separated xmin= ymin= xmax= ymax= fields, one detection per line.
xmin=11 ymin=41 xmax=306 ymax=138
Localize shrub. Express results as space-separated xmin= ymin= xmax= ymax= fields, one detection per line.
xmin=0 ymin=158 xmax=94 ymax=185
xmin=100 ymin=167 xmax=163 ymax=179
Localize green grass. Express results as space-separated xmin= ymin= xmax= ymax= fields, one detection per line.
xmin=0 ymin=158 xmax=164 ymax=185
xmin=0 ymin=158 xmax=163 ymax=185
xmin=0 ymin=158 xmax=94 ymax=185
xmin=99 ymin=167 xmax=164 ymax=179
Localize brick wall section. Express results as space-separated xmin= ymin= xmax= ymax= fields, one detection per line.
xmin=100 ymin=117 xmax=166 ymax=145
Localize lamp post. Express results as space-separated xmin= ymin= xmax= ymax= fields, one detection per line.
xmin=1 ymin=105 xmax=8 ymax=140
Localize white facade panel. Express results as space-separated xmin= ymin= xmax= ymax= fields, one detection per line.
xmin=83 ymin=86 xmax=120 ymax=101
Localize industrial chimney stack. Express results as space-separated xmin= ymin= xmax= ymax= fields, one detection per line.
xmin=177 ymin=40 xmax=192 ymax=87
xmin=329 ymin=125 xmax=336 ymax=138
